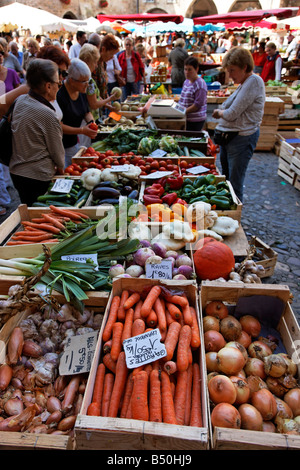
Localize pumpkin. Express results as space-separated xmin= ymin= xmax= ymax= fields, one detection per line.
xmin=193 ymin=238 xmax=235 ymax=280
xmin=193 ymin=236 xmax=216 ymax=251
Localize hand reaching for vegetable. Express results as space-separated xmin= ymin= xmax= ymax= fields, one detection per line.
xmin=81 ymin=124 xmax=98 ymax=138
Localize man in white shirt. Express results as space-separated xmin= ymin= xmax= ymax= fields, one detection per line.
xmin=68 ymin=31 xmax=87 ymax=59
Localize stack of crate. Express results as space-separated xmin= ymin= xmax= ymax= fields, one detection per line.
xmin=256 ymin=97 xmax=284 ymax=151
xmin=277 ymin=129 xmax=300 ymax=188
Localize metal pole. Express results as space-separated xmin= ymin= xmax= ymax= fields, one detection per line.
xmin=137 ymin=0 xmax=139 ymax=14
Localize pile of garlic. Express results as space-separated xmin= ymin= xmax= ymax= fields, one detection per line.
xmin=216 ymin=259 xmax=266 ymax=284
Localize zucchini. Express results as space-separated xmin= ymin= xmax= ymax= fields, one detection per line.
xmin=74 ymin=190 xmax=90 ymax=208
xmin=189 ymin=149 xmax=206 ymax=157
xmin=183 ymin=146 xmax=190 ymax=157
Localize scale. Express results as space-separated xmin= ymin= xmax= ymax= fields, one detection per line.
xmin=147 ymin=99 xmax=186 ymax=119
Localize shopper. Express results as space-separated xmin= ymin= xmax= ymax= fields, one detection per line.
xmin=260 ymin=42 xmax=282 ymax=82
xmin=117 ymin=37 xmax=145 ymax=100
xmin=106 ymin=53 xmax=122 ymax=95
xmin=68 ymin=31 xmax=87 ymax=59
xmin=252 ymin=41 xmax=267 ymax=75
xmin=22 ymin=38 xmax=40 ymax=71
xmin=168 ymin=38 xmax=189 ymax=89
xmin=9 ymin=59 xmax=65 ymax=206
xmin=212 ymin=47 xmax=265 ymax=202
xmin=178 ymin=56 xmax=207 ymax=132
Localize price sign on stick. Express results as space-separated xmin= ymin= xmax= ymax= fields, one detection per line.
xmin=59 ymin=331 xmax=99 ymax=375
xmin=51 ymin=178 xmax=74 ymax=193
xmin=186 ymin=165 xmax=210 ymax=175
xmin=61 ymin=253 xmax=99 ymax=270
xmin=123 ymin=328 xmax=167 ymax=369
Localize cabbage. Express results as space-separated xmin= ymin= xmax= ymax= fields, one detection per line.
xmin=159 ymin=135 xmax=178 ymax=153
xmin=137 ymin=136 xmax=159 ymax=155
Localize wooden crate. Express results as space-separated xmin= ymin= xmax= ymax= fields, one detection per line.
xmin=293 ymin=174 xmax=300 ymax=191
xmin=265 ymin=85 xmax=287 ymax=94
xmin=251 ymin=237 xmax=278 ymax=278
xmin=278 ymin=119 xmax=300 ymax=132
xmin=290 ymin=150 xmax=300 ymax=176
xmin=75 ymin=278 xmax=209 ymax=450
xmin=200 ymin=281 xmax=300 ymax=450
xmin=278 ymin=158 xmax=296 ymax=185
xmin=153 ymin=117 xmax=186 ymax=131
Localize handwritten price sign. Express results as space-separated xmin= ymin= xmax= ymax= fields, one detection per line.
xmin=145 ymin=259 xmax=173 ymax=280
xmin=123 ymin=328 xmax=167 ymax=369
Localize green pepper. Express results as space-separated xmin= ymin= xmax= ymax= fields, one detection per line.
xmin=189 ymin=195 xmax=210 ymax=204
xmin=210 ymin=195 xmax=231 ymax=209
xmin=205 ymin=174 xmax=217 ymax=185
xmin=182 ymin=178 xmax=194 ymax=187
xmin=192 ymin=184 xmax=207 ymax=196
xmin=193 ymin=175 xmax=208 ymax=188
xmin=216 ymin=181 xmax=229 ymax=190
xmin=204 ymin=185 xmax=217 ymax=195
xmin=216 ymin=189 xmax=229 ymax=197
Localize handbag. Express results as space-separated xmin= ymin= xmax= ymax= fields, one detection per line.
xmin=214 ymin=129 xmax=239 ymax=147
xmin=0 ymin=100 xmax=16 ymax=166
xmin=114 ymin=56 xmax=126 ymax=87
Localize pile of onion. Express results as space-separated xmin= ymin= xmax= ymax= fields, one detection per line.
xmin=203 ymin=300 xmax=300 ymax=434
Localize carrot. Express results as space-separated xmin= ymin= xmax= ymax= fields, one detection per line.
xmin=40 ymin=239 xmax=59 ymax=243
xmin=190 ymin=363 xmax=203 ymax=427
xmin=163 ymin=361 xmax=177 ymax=375
xmin=110 ymin=322 xmax=124 ymax=361
xmin=164 ymin=294 xmax=188 ymax=308
xmin=108 ymin=352 xmax=128 ymax=418
xmin=61 ymin=376 xmax=80 ymax=411
xmin=182 ymin=303 xmax=193 ymax=326
xmin=165 ymin=302 xmax=182 ymax=321
xmin=103 ymin=340 xmax=112 ymax=354
xmin=22 ymin=221 xmax=61 ymax=234
xmin=146 ymin=309 xmax=157 ymax=328
xmin=49 ymin=205 xmax=89 ymax=220
xmin=174 ymin=370 xmax=188 ymax=425
xmin=101 ymin=373 xmax=114 ymax=417
xmin=149 ymin=369 xmax=162 ymax=423
xmin=7 ymin=241 xmax=38 ymax=245
xmin=184 ymin=364 xmax=193 ymax=426
xmin=121 ymin=307 xmax=134 ymax=342
xmin=165 ymin=308 xmax=176 ymax=326
xmin=176 ymin=325 xmax=192 ymax=372
xmin=117 ymin=290 xmax=129 ymax=321
xmin=123 ymin=292 xmax=141 ymax=310
xmin=102 ymin=295 xmax=121 ymax=342
xmin=11 ymin=233 xmax=54 ymax=241
xmin=163 ymin=321 xmax=181 ymax=361
xmin=131 ymin=371 xmax=149 ymax=421
xmin=132 ymin=365 xmax=144 ymax=376
xmin=190 ymin=306 xmax=201 ymax=349
xmin=140 ymin=286 xmax=162 ymax=318
xmin=22 ymin=228 xmax=51 ymax=234
xmin=102 ymin=353 xmax=116 ymax=373
xmin=154 ymin=297 xmax=167 ymax=339
xmin=133 ymin=300 xmax=143 ymax=321
xmin=144 ymin=364 xmax=152 ymax=377
xmin=91 ymin=363 xmax=105 ymax=405
xmin=120 ymin=373 xmax=134 ymax=418
xmin=30 ymin=217 xmax=48 ymax=223
xmin=42 ymin=213 xmax=66 ymax=231
xmin=161 ymin=371 xmax=177 ymax=425
xmin=87 ymin=401 xmax=101 ymax=416
xmin=131 ymin=318 xmax=145 ymax=337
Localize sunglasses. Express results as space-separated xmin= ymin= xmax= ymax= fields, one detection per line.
xmin=59 ymin=69 xmax=68 ymax=78
xmin=0 ymin=51 xmax=4 ymax=56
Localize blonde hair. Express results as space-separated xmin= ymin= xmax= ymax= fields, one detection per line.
xmin=0 ymin=38 xmax=8 ymax=51
xmin=79 ymin=43 xmax=100 ymax=64
xmin=222 ymin=46 xmax=254 ymax=73
xmin=266 ymin=41 xmax=276 ymax=50
xmin=26 ymin=38 xmax=40 ymax=51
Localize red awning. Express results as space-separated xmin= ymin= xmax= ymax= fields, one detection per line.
xmin=97 ymin=14 xmax=184 ymax=24
xmin=193 ymin=7 xmax=299 ymax=25
xmin=226 ymin=20 xmax=279 ymax=30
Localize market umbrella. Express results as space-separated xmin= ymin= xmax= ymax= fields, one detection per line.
xmin=194 ymin=23 xmax=225 ymax=33
xmin=97 ymin=14 xmax=184 ymax=24
xmin=0 ymin=2 xmax=77 ymax=34
xmin=67 ymin=17 xmax=114 ymax=34
xmin=193 ymin=7 xmax=299 ymax=25
xmin=109 ymin=22 xmax=132 ymax=34
xmin=145 ymin=18 xmax=194 ymax=35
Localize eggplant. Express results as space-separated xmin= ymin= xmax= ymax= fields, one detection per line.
xmin=121 ymin=185 xmax=133 ymax=196
xmin=97 ymin=198 xmax=120 ymax=205
xmin=128 ymin=190 xmax=139 ymax=200
xmin=92 ymin=187 xmax=120 ymax=200
xmin=93 ymin=181 xmax=120 ymax=189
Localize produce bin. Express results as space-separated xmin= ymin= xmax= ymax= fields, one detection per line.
xmin=75 ymin=278 xmax=210 ymax=450
xmin=250 ymin=237 xmax=278 ymax=278
xmin=0 ymin=290 xmax=106 ymax=450
xmin=200 ymin=281 xmax=300 ymax=450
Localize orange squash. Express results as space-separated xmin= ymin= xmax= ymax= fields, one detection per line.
xmin=193 ymin=238 xmax=235 ymax=280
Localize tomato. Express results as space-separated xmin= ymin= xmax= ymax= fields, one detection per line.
xmin=89 ymin=122 xmax=98 ymax=131
xmin=159 ymin=161 xmax=167 ymax=168
xmin=140 ymin=171 xmax=147 ymax=176
xmin=203 ymin=163 xmax=210 ymax=168
xmin=81 ymin=160 xmax=89 ymax=167
xmin=112 ymin=159 xmax=119 ymax=165
xmin=166 ymin=159 xmax=173 ymax=165
xmin=180 ymin=160 xmax=188 ymax=169
xmin=88 ymin=162 xmax=97 ymax=168
xmin=139 ymin=165 xmax=146 ymax=172
xmin=181 ymin=168 xmax=187 ymax=174
xmin=65 ymin=165 xmax=74 ymax=173
xmin=166 ymin=164 xmax=174 ymax=171
xmin=187 ymin=163 xmax=194 ymax=168
xmin=95 ymin=163 xmax=102 ymax=170
xmin=103 ymin=157 xmax=113 ymax=165
xmin=145 ymin=165 xmax=151 ymax=173
xmin=159 ymin=167 xmax=166 ymax=172
xmin=105 ymin=150 xmax=115 ymax=156
xmin=150 ymin=161 xmax=159 ymax=170
xmin=72 ymin=163 xmax=81 ymax=171
xmin=146 ymin=157 xmax=154 ymax=163
xmin=72 ymin=170 xmax=81 ymax=176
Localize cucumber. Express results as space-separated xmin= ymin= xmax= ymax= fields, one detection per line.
xmin=189 ymin=149 xmax=206 ymax=157
xmin=183 ymin=146 xmax=190 ymax=157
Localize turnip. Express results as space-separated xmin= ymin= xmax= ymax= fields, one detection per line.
xmin=109 ymin=264 xmax=125 ymax=278
xmin=173 ymin=274 xmax=187 ymax=280
xmin=166 ymin=250 xmax=178 ymax=260
xmin=115 ymin=273 xmax=132 ymax=278
xmin=172 ymin=268 xmax=179 ymax=277
xmin=175 ymin=254 xmax=192 ymax=267
xmin=140 ymin=240 xmax=152 ymax=248
xmin=133 ymin=247 xmax=155 ymax=266
xmin=126 ymin=265 xmax=144 ymax=278
xmin=164 ymin=257 xmax=175 ymax=269
xmin=151 ymin=242 xmax=167 ymax=259
xmin=177 ymin=265 xmax=193 ymax=279
xmin=145 ymin=255 xmax=163 ymax=265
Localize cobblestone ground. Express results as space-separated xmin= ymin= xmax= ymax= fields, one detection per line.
xmin=1 ymin=150 xmax=299 ymax=323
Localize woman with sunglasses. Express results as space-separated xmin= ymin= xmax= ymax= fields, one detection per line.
xmin=117 ymin=37 xmax=145 ymax=100
xmin=56 ymin=58 xmax=98 ymax=167
xmin=9 ymin=59 xmax=65 ymax=206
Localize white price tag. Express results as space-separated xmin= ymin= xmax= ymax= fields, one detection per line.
xmin=61 ymin=253 xmax=98 ymax=270
xmin=145 ymin=259 xmax=173 ymax=280
xmin=150 ymin=148 xmax=167 ymax=158
xmin=110 ymin=164 xmax=130 ymax=172
xmin=59 ymin=330 xmax=99 ymax=375
xmin=140 ymin=170 xmax=174 ymax=180
xmin=51 ymin=179 xmax=74 ymax=193
xmin=186 ymin=165 xmax=210 ymax=175
xmin=123 ymin=328 xmax=167 ymax=369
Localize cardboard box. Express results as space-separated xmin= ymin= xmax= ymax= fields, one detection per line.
xmin=200 ymin=281 xmax=300 ymax=450
xmin=75 ymin=278 xmax=209 ymax=450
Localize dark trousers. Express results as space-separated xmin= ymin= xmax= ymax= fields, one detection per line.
xmin=10 ymin=173 xmax=50 ymax=206
xmin=186 ymin=120 xmax=205 ymax=132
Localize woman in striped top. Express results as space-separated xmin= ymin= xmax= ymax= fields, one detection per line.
xmin=178 ymin=56 xmax=207 ymax=132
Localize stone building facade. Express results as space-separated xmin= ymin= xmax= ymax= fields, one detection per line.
xmin=0 ymin=0 xmax=298 ymax=19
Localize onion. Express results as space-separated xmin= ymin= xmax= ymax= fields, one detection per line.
xmin=151 ymin=242 xmax=167 ymax=259
xmin=125 ymin=265 xmax=144 ymax=278
xmin=177 ymin=265 xmax=193 ymax=279
xmin=108 ymin=264 xmax=125 ymax=278
xmin=175 ymin=254 xmax=192 ymax=267
xmin=276 ymin=418 xmax=299 ymax=434
xmin=205 ymin=300 xmax=228 ymax=320
xmin=203 ymin=316 xmax=220 ymax=333
xmin=204 ymin=330 xmax=226 ymax=352
xmin=230 ymin=376 xmax=251 ymax=405
xmin=238 ymin=403 xmax=263 ymax=431
xmin=244 ymin=358 xmax=266 ymax=379
xmin=284 ymin=388 xmax=300 ymax=417
xmin=262 ymin=421 xmax=276 ymax=432
xmin=235 ymin=369 xmax=246 ymax=379
xmin=278 ymin=374 xmax=298 ymax=390
xmin=219 ymin=315 xmax=242 ymax=342
xmin=225 ymin=341 xmax=248 ymax=362
xmin=207 ymin=372 xmax=219 ymax=382
xmin=266 ymin=376 xmax=288 ymax=398
xmin=264 ymin=354 xmax=287 ymax=378
xmin=274 ymin=396 xmax=293 ymax=420
xmin=248 ymin=341 xmax=272 ymax=361
xmin=278 ymin=354 xmax=297 ymax=377
xmin=205 ymin=352 xmax=219 ymax=373
xmin=236 ymin=330 xmax=252 ymax=349
xmin=246 ymin=375 xmax=268 ymax=397
xmin=208 ymin=375 xmax=237 ymax=404
xmin=217 ymin=347 xmax=246 ymax=376
xmin=133 ymin=247 xmax=155 ymax=266
xmin=251 ymin=388 xmax=277 ymax=421
xmin=4 ymin=397 xmax=24 ymax=416
xmin=211 ymin=403 xmax=241 ymax=429
xmin=239 ymin=315 xmax=261 ymax=338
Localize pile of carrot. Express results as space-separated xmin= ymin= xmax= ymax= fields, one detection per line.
xmin=7 ymin=206 xmax=90 ymax=245
xmin=87 ymin=285 xmax=203 ymax=427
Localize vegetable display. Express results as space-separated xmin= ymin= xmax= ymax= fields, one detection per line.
xmin=87 ymin=285 xmax=203 ymax=427
xmin=203 ymin=300 xmax=300 ymax=434
xmin=32 ymin=180 xmax=90 ymax=208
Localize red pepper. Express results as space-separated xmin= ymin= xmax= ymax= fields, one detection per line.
xmin=143 ymin=194 xmax=163 ymax=206
xmin=162 ymin=192 xmax=178 ymax=206
xmin=166 ymin=175 xmax=183 ymax=189
xmin=157 ymin=176 xmax=168 ymax=187
xmin=144 ymin=187 xmax=162 ymax=196
xmin=175 ymin=198 xmax=188 ymax=205
xmin=151 ymin=184 xmax=165 ymax=196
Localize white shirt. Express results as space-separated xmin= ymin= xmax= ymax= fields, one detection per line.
xmin=106 ymin=55 xmax=122 ymax=84
xmin=68 ymin=43 xmax=81 ymax=59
